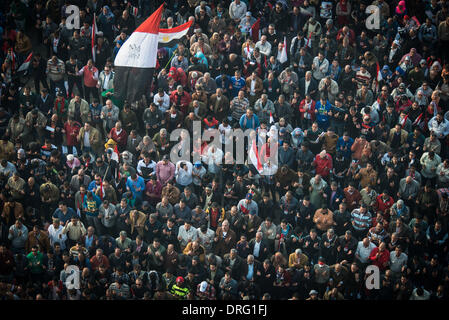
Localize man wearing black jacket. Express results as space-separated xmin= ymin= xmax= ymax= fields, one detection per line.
xmin=259 ymin=194 xmax=277 ymax=221
xmin=35 ymin=88 xmax=54 ymax=116
xmin=248 ymin=232 xmax=269 ymax=263
xmin=298 ymin=71 xmax=318 ymax=100
xmin=296 ymin=196 xmax=315 ymax=233
xmin=294 ymin=47 xmax=313 ymax=79
xmin=30 ymin=53 xmax=49 ymax=94
xmin=223 ymin=248 xmax=244 ymax=281
xmin=324 ymin=181 xmax=345 ymax=211
xmin=240 ymin=254 xmax=263 ymax=283
xmin=206 ymin=262 xmax=224 ymax=294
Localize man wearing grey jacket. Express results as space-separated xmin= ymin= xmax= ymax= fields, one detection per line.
xmin=8 ymin=219 xmax=28 ymax=254
xmin=254 ymin=94 xmax=276 ymax=124
xmin=398 ymin=176 xmax=420 ymax=207
xmin=99 ymin=200 xmax=117 ymax=237
xmin=101 ymin=99 xmax=120 ymax=136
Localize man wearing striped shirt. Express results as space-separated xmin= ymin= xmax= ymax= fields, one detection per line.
xmin=350 ymin=204 xmax=372 ymax=239
xmin=355 ymin=64 xmax=371 ymax=90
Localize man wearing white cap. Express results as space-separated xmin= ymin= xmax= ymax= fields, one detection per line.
xmin=196 ymin=280 xmax=216 ymax=300
xmin=388 ymin=39 xmax=401 ymax=66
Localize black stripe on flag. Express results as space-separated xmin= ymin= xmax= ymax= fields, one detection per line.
xmin=114 ymin=66 xmax=154 ymax=103
xmin=158 ymin=39 xmax=184 ymax=48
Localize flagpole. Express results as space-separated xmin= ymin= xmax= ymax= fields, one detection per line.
xmin=164 ymin=49 xmax=177 ymax=70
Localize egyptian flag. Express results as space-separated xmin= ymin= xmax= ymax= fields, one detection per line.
xmin=17 ymin=52 xmax=33 ymax=73
xmin=91 ymin=13 xmax=98 ymax=63
xmin=111 ymin=144 xmax=119 ymax=162
xmin=250 ymin=18 xmax=260 ymax=42
xmin=99 ymin=178 xmax=105 ymax=200
xmin=158 ymin=20 xmax=193 ymax=48
xmin=114 ymin=4 xmax=164 ymax=103
xmin=249 ymin=139 xmax=263 ymax=174
xmin=130 ymin=6 xmax=139 ymax=17
xmin=375 ymin=62 xmax=382 ymax=93
xmin=111 ymin=145 xmax=121 ymax=181
xmin=306 ymin=32 xmax=313 ymax=48
xmin=269 ymin=111 xmax=274 ymax=124
xmin=278 ymin=37 xmax=288 ymax=64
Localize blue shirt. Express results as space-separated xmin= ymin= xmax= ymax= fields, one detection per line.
xmin=230 ymin=77 xmax=246 ymax=98
xmin=315 ymin=100 xmax=332 ymax=127
xmin=246 ymin=263 xmax=254 ymax=280
xmin=239 ymin=114 xmax=260 ymax=130
xmin=84 ymin=234 xmax=94 ymax=249
xmin=336 ymin=137 xmax=354 ymax=159
xmin=215 ymin=75 xmax=231 ymax=93
xmin=88 ymin=180 xmax=101 ymax=192
xmin=83 ymin=194 xmax=102 ymax=216
xmin=52 ymin=208 xmax=77 ymax=225
xmin=126 ymin=176 xmax=146 ymax=199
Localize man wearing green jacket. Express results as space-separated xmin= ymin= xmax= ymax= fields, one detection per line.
xmin=27 ymin=245 xmax=44 ymax=283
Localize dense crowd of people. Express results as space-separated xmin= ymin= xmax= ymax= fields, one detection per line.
xmin=0 ymin=0 xmax=449 ymax=301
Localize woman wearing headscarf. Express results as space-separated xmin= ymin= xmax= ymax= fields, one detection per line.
xmin=380 ymin=65 xmax=393 ymax=86
xmin=195 ymin=51 xmax=209 ymax=68
xmin=167 ymin=66 xmax=188 ymax=88
xmin=395 ymin=1 xmax=407 ymax=21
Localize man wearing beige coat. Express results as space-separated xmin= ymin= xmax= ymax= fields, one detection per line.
xmin=77 ymin=122 xmax=103 ymax=157
xmin=68 ymin=95 xmax=91 ymax=124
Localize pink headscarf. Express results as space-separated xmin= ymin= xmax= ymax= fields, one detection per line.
xmin=396 ymin=1 xmax=406 ymax=14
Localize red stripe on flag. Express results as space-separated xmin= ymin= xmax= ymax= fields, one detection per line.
xmin=250 ymin=139 xmax=263 ymax=172
xmin=135 ymin=4 xmax=164 ymax=34
xmin=159 ymin=20 xmax=193 ymax=34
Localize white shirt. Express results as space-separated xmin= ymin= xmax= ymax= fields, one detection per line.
xmin=175 ymin=161 xmax=193 ymax=186
xmin=219 ymin=124 xmax=233 ymax=145
xmin=305 ymin=79 xmax=311 ymax=95
xmin=355 ymin=241 xmax=377 ymax=264
xmin=203 ymin=147 xmax=224 ymax=167
xmin=83 ymin=130 xmax=90 ymax=147
xmin=48 ymin=224 xmax=67 ymax=250
xmin=250 ymin=79 xmax=256 ymax=95
xmin=53 ymin=37 xmax=59 ymax=53
xmin=229 ymin=1 xmax=247 ymax=20
xmin=253 ymin=240 xmax=261 ymax=257
xmin=178 ymin=225 xmax=198 ymax=247
xmin=137 ymin=159 xmax=157 ymax=177
xmin=153 ymin=92 xmax=170 ymax=113
xmin=103 ymin=72 xmax=112 ymax=90
xmin=255 ymin=41 xmax=272 ymax=57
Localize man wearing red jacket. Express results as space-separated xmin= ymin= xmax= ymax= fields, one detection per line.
xmin=170 ymin=85 xmax=192 ymax=116
xmin=299 ymin=94 xmax=316 ymax=129
xmin=375 ymin=191 xmax=395 ymax=218
xmin=313 ymin=150 xmax=333 ymax=179
xmin=77 ymin=59 xmax=99 ymax=102
xmin=109 ymin=121 xmax=128 ymax=152
xmin=369 ymin=242 xmax=390 ymax=271
xmin=63 ymin=118 xmax=81 ymax=155
xmin=90 ymin=248 xmax=110 ymax=271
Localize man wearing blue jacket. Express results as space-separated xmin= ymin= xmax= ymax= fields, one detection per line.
xmin=315 ymin=96 xmax=332 ymax=130
xmin=239 ymin=109 xmax=260 ymax=131
xmin=336 ymin=132 xmax=354 ymax=159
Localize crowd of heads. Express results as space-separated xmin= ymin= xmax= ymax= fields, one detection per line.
xmin=0 ymin=0 xmax=449 ymax=301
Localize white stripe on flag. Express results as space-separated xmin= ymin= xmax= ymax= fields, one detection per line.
xmin=111 ymin=145 xmax=119 ymax=162
xmin=114 ymin=32 xmax=158 ymax=68
xmin=158 ymin=29 xmax=190 ymax=44
xmin=249 ymin=139 xmax=263 ymax=173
